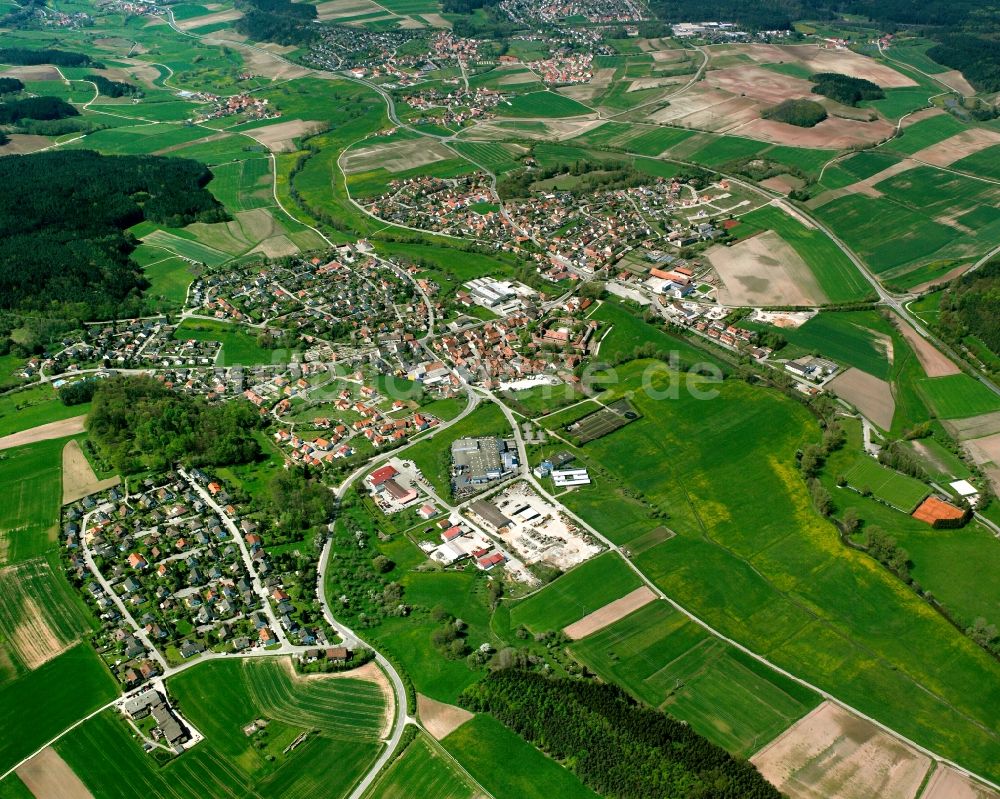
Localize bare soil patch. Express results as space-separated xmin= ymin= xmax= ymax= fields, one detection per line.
xmin=63 ymin=440 xmax=120 ymax=505
xmin=418 ymin=693 xmax=474 ymax=740
xmin=737 ymin=115 xmax=893 ymax=149
xmin=934 ymin=70 xmax=976 ymax=97
xmin=342 ymin=137 xmax=454 ymax=173
xmin=0 ymin=65 xmax=61 ymax=81
xmin=250 ymin=234 xmax=298 ymax=258
xmin=175 ymin=7 xmax=243 ymax=29
xmin=922 ymin=765 xmax=1000 ymax=799
xmin=0 ymin=415 xmax=86 ymax=452
xmin=828 ymin=368 xmax=895 ymax=430
xmin=760 ymin=174 xmax=806 ymax=194
xmin=751 ymin=701 xmax=930 ymax=799
xmin=706 ymin=65 xmax=813 ymax=105
xmin=772 ymin=45 xmax=917 ymax=88
xmin=963 ymin=433 xmax=1000 ymax=494
xmin=681 ymin=95 xmax=762 ymax=133
xmin=16 ymin=747 xmax=93 ymax=799
xmin=209 ymin=42 xmax=309 ymax=81
xmin=0 ymin=134 xmax=52 ymax=156
xmin=892 ymin=315 xmax=959 ymax=377
xmin=243 ymin=119 xmax=325 ymax=152
xmin=0 ymin=585 xmax=72 ymax=670
xmin=563 ymin=586 xmax=657 ymax=640
xmin=945 ymin=410 xmax=1000 ymax=441
xmin=709 ymin=230 xmax=827 ymax=306
xmin=909 ymin=127 xmax=1000 ymax=167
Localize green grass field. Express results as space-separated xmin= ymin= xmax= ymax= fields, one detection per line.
xmin=0 ymin=438 xmax=66 ymax=565
xmin=443 ymin=714 xmax=599 ymax=799
xmin=885 ymin=114 xmax=966 ymax=155
xmin=590 ymin=299 xmax=710 ymax=366
xmin=207 ymin=157 xmax=274 ymax=212
xmin=0 ymin=644 xmax=118 ymax=775
xmin=953 ymin=144 xmax=1000 ymax=181
xmin=496 ymin=91 xmax=592 ymax=118
xmin=509 ymin=552 xmax=642 ymax=633
xmin=918 ymin=374 xmax=1000 ymax=419
xmin=570 ymin=601 xmax=820 ymax=756
xmin=450 ymin=141 xmax=523 ymax=174
xmin=843 ymin=457 xmax=929 ymax=512
xmin=143 ymin=256 xmax=196 ymax=307
xmin=0 ymin=384 xmax=86 ymax=438
xmin=141 ymin=229 xmax=232 ymax=267
xmin=368 ymin=732 xmax=479 ymax=799
xmin=173 ymin=319 xmax=282 ymax=366
xmin=547 ymin=361 xmax=1000 ymax=781
xmin=738 ymin=205 xmax=874 ymax=303
xmin=747 ymin=311 xmax=893 ymax=379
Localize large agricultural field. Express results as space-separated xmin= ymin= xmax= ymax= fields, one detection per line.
xmin=4 ymin=5 xmax=1000 ymax=799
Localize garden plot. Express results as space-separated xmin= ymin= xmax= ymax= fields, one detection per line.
xmin=827 ymin=368 xmax=895 ymax=430
xmin=488 ymin=482 xmax=601 ymax=570
xmin=751 ymin=701 xmax=930 ymax=799
xmin=708 ymin=230 xmax=827 ymax=307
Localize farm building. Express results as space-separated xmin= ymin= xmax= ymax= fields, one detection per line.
xmin=552 ymin=468 xmax=591 ymax=487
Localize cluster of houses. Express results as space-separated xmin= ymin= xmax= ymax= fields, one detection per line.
xmin=400 ymin=86 xmax=510 ymax=127
xmin=273 ymin=382 xmax=441 ymax=465
xmin=193 ymin=252 xmax=424 ymax=348
xmin=192 ymin=93 xmax=276 ymax=124
xmin=38 ymin=319 xmax=221 ymax=377
xmin=63 ymin=470 xmax=338 ymax=684
xmin=306 ymin=25 xmax=427 ymax=74
xmin=525 ymin=51 xmax=593 ymax=85
xmin=432 ymin=31 xmax=479 ymax=64
xmin=368 ymin=173 xmax=739 ymax=281
xmin=432 ymin=316 xmax=549 ymax=387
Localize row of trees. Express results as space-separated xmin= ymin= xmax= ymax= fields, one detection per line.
xmin=461 ymin=670 xmax=782 ymax=798
xmin=0 ymin=150 xmax=225 ymax=320
xmin=87 ymin=376 xmax=261 ymax=474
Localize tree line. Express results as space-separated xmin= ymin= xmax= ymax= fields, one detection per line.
xmin=0 ymin=150 xmax=226 ymax=321
xmin=461 ymin=670 xmax=782 ymax=798
xmin=0 ymin=47 xmax=98 ymax=67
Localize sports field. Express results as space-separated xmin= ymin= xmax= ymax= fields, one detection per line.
xmin=570 ymin=601 xmax=820 ymax=756
xmin=509 ymin=552 xmax=642 ymax=633
xmin=367 ymin=733 xmax=479 ymax=799
xmin=917 ymin=374 xmax=1000 ymax=420
xmin=843 ymin=457 xmax=929 ymax=512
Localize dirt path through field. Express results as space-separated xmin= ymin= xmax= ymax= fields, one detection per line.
xmin=62 ymin=440 xmax=120 ymax=505
xmin=563 ymin=586 xmax=656 ymax=640
xmin=16 ymin=746 xmax=93 ymax=799
xmin=417 ymin=693 xmax=474 ymax=740
xmin=0 ymin=415 xmax=87 ymax=451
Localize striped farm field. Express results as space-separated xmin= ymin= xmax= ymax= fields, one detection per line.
xmin=569 ymin=601 xmax=820 ymax=756
xmin=207 ymin=157 xmax=274 ymax=212
xmin=449 ymin=141 xmax=523 ymax=174
xmin=366 ymin=733 xmax=479 ymax=799
xmin=141 ymin=229 xmax=231 ymax=266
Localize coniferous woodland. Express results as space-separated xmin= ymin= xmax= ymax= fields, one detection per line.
xmin=235 ymin=0 xmax=318 ymax=46
xmin=762 ymin=98 xmax=828 ymax=127
xmin=0 ymin=46 xmax=97 ymax=67
xmin=0 ymin=96 xmax=79 ymax=123
xmin=0 ymin=77 xmax=24 ymax=94
xmin=810 ymin=72 xmax=884 ymax=106
xmin=88 ymin=376 xmax=262 ymax=474
xmin=461 ymin=670 xmax=782 ymax=799
xmin=0 ymin=150 xmax=225 ymax=320
xmin=87 ymin=74 xmax=141 ymax=98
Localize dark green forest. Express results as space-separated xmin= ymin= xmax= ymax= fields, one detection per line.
xmin=0 ymin=77 xmax=24 ymax=94
xmin=87 ymin=74 xmax=141 ymax=98
xmin=461 ymin=670 xmax=781 ymax=799
xmin=762 ymin=98 xmax=828 ymax=126
xmin=88 ymin=376 xmax=261 ymax=473
xmin=810 ymin=72 xmax=884 ymax=105
xmin=234 ymin=0 xmax=318 ymax=45
xmin=0 ymin=47 xmax=97 ymax=66
xmin=0 ymin=96 xmax=79 ymax=123
xmin=938 ymin=259 xmax=1000 ymax=364
xmin=0 ymin=150 xmax=225 ymax=320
